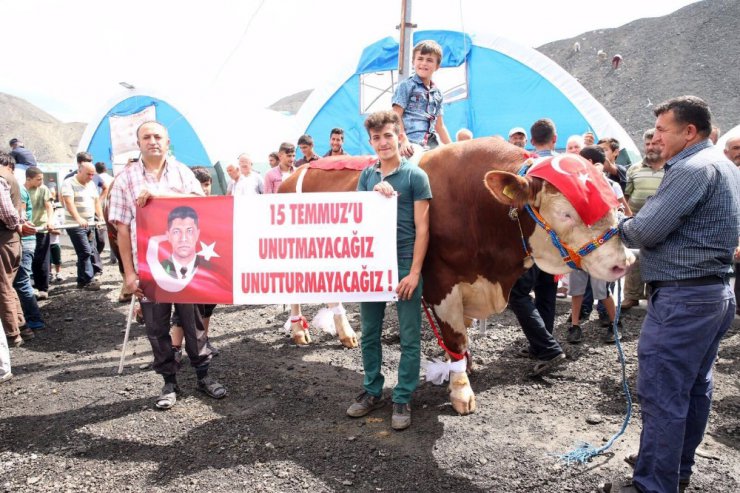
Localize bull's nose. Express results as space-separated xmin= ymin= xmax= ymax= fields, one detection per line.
xmin=611 ymin=264 xmax=627 ymax=278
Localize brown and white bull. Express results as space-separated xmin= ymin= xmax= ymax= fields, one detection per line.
xmin=280 ymin=139 xmax=633 ymax=414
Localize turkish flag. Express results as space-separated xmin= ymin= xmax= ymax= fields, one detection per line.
xmin=137 ymin=196 xmax=234 ymax=304
xmin=527 ymin=155 xmax=618 ymax=226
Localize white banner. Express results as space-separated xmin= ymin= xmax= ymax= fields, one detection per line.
xmin=233 ymin=192 xmax=398 ymax=304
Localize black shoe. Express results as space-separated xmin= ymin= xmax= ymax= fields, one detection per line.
xmin=567 ymin=325 xmax=583 ymax=343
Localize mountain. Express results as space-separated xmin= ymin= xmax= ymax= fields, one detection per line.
xmin=537 ymin=0 xmax=739 ymax=146
xmin=0 ymin=92 xmax=85 ymax=163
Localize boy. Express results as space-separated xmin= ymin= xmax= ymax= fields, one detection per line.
xmin=264 ymin=143 xmax=296 ymax=194
xmin=392 ymin=40 xmax=451 ymax=158
xmin=346 ymin=110 xmax=431 ymax=430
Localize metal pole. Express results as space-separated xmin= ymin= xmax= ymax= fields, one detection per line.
xmin=397 ymin=0 xmax=415 ymax=78
xmin=117 ymin=296 xmax=137 ymax=375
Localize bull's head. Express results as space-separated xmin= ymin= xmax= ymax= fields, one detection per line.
xmin=484 ymin=156 xmax=634 ymax=281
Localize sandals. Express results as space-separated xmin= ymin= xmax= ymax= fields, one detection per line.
xmin=530 ymin=353 xmax=566 ymax=376
xmin=155 ymin=382 xmax=180 ymax=410
xmin=197 ymin=376 xmax=227 ymax=399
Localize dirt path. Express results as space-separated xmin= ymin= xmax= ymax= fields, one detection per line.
xmin=1 ymin=255 xmax=738 ymax=492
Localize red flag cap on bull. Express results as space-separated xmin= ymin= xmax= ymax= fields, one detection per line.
xmin=527 ymin=155 xmax=619 ymax=227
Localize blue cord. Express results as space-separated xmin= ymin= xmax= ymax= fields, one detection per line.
xmin=557 ymin=279 xmax=633 ymax=464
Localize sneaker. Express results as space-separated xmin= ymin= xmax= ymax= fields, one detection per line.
xmin=20 ymin=328 xmax=35 ymax=340
xmin=346 ymin=391 xmax=386 ymax=418
xmin=54 ymin=274 xmax=64 ymax=283
xmin=173 ymin=347 xmax=183 ymax=365
xmin=0 ymin=373 xmax=13 ymax=383
xmin=207 ymin=340 xmax=220 ymax=357
xmin=78 ymin=280 xmax=101 ymax=291
xmin=35 ymin=291 xmax=49 ymax=300
xmin=391 ymin=402 xmax=412 ymax=430
xmin=620 ymin=299 xmax=639 ymax=311
xmin=155 ymin=382 xmax=180 ymax=410
xmin=530 ymin=353 xmax=567 ymax=376
xmin=567 ymin=325 xmax=583 ymax=344
xmin=11 ymin=335 xmax=23 ymax=347
xmin=603 ymin=323 xmax=623 ymax=343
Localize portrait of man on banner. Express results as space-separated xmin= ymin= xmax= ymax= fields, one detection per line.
xmin=138 ymin=198 xmax=234 ymax=304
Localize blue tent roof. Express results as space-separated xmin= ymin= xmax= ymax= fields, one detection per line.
xmin=297 ymin=30 xmax=638 ymax=157
xmin=81 ymin=94 xmax=210 ymax=167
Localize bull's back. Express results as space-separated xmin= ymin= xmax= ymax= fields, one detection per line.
xmin=279 ymin=166 xmax=362 ymax=193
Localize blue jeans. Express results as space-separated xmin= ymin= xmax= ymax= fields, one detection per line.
xmin=12 ymin=240 xmax=43 ymax=329
xmin=508 ymin=266 xmax=562 ymax=360
xmin=68 ymin=226 xmax=97 ymax=285
xmin=633 ymin=283 xmax=734 ymax=493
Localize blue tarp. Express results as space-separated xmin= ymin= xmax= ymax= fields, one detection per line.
xmin=303 ymin=30 xmax=614 ymax=156
xmin=85 ymin=95 xmax=210 ymax=167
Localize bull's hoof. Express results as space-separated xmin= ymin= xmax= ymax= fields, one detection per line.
xmin=291 ymin=322 xmax=312 ymax=346
xmin=334 ymin=314 xmax=358 ymax=349
xmin=449 ymin=371 xmax=476 ymax=415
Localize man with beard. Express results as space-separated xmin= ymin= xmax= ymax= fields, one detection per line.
xmin=324 ymin=128 xmax=349 ymax=157
xmin=507 ymin=127 xmax=527 ymax=148
xmin=621 ymin=129 xmax=666 ymax=310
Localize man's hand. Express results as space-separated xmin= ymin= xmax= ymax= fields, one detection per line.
xmin=77 ymin=217 xmax=89 ymax=228
xmin=602 ymin=159 xmax=618 ymax=176
xmin=136 ymin=189 xmax=156 ymax=208
xmin=734 ymin=246 xmax=740 ymax=261
xmin=17 ymin=221 xmax=36 ymax=236
xmin=396 ymin=271 xmax=420 ymax=300
xmin=124 ymin=271 xmax=143 ymax=298
xmin=399 ymin=141 xmax=415 ymax=158
xmin=373 ymin=181 xmax=396 ymax=198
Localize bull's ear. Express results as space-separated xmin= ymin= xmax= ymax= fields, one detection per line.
xmin=484 ymin=170 xmax=532 ymax=207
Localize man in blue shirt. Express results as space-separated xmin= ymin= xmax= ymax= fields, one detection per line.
xmin=604 ymin=96 xmax=740 ymax=493
xmin=346 ymin=110 xmax=431 ymax=431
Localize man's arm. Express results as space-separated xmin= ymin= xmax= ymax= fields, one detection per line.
xmin=94 ymin=196 xmax=104 ymax=227
xmin=0 ymin=178 xmax=21 ymax=231
xmin=397 ymin=200 xmax=430 ymax=300
xmin=392 ymin=105 xmax=414 ymax=157
xmin=435 ymin=115 xmax=452 ymax=145
xmin=116 ymin=222 xmax=142 ymax=296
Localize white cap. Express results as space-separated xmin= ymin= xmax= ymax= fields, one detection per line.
xmin=508 ymin=127 xmax=527 ymax=138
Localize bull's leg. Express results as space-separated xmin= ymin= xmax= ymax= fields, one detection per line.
xmin=329 ymin=303 xmax=358 ymax=348
xmin=434 ymin=288 xmax=476 ymax=415
xmin=289 ymin=304 xmax=311 ymax=345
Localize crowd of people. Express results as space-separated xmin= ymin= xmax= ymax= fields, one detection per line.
xmin=1 ymin=39 xmax=739 ymax=493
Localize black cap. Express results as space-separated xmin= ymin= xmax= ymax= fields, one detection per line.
xmin=9 ymin=138 xmax=19 ymax=146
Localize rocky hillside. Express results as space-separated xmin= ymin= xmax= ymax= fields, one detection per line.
xmin=538 ymin=0 xmax=740 ymax=145
xmin=0 ymin=93 xmax=85 ymax=163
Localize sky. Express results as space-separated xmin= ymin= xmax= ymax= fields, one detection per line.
xmin=0 ymin=0 xmax=699 ymax=161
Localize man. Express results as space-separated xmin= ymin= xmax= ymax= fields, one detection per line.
xmin=621 ymin=129 xmax=666 ymax=310
xmin=724 ymin=134 xmax=740 ymax=166
xmin=295 ymin=134 xmax=321 ymax=167
xmin=508 ymin=127 xmax=527 ymax=148
xmin=95 ymin=162 xmax=115 ymax=263
xmin=346 ymin=110 xmax=431 ymax=431
xmin=25 ymin=167 xmax=55 ymax=299
xmin=65 ymin=152 xmax=104 ymax=275
xmin=225 ymin=163 xmax=239 ymax=195
xmin=0 ymin=153 xmax=36 ymax=347
xmin=264 ymin=142 xmax=296 ymax=194
xmin=507 ymin=118 xmax=565 ymax=372
xmin=108 ymin=120 xmax=226 ymax=409
xmin=324 ymin=128 xmax=348 ymax=157
xmin=268 ymin=152 xmax=279 ymax=168
xmin=232 ymin=153 xmax=264 ymax=195
xmin=160 ymin=206 xmax=203 ymax=282
xmin=606 ymin=96 xmax=740 ymax=493
xmin=583 ymin=131 xmax=595 ymax=146
xmin=9 ymin=138 xmax=37 ymax=184
xmin=61 ymin=157 xmax=104 ymax=290
xmin=597 ymin=137 xmax=627 ymax=190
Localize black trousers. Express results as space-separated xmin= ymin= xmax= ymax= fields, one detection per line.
xmin=508 ymin=266 xmax=562 ymax=360
xmin=32 ymin=232 xmax=51 ymax=291
xmin=142 ymin=302 xmax=212 ymax=377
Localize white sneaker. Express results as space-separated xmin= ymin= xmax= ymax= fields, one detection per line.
xmin=35 ymin=291 xmax=49 ymax=300
xmin=0 ymin=373 xmax=13 ymax=383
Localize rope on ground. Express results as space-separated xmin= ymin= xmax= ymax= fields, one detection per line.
xmin=557 ymin=279 xmax=633 ymax=464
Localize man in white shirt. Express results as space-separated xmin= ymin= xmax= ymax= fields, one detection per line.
xmin=232 ymin=153 xmax=264 ymax=195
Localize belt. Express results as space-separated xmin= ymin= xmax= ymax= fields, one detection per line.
xmin=648 ymin=275 xmax=728 ymax=289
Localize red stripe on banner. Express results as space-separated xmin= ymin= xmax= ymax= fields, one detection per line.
xmin=307 ymin=155 xmax=377 ymax=171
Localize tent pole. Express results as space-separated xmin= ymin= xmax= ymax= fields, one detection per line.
xmin=397 ymin=0 xmax=415 ymax=78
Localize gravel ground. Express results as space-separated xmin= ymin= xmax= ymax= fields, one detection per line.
xmin=1 ymin=251 xmax=739 ymax=492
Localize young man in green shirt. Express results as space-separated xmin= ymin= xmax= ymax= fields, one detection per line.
xmin=346 ymin=110 xmax=432 ymax=430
